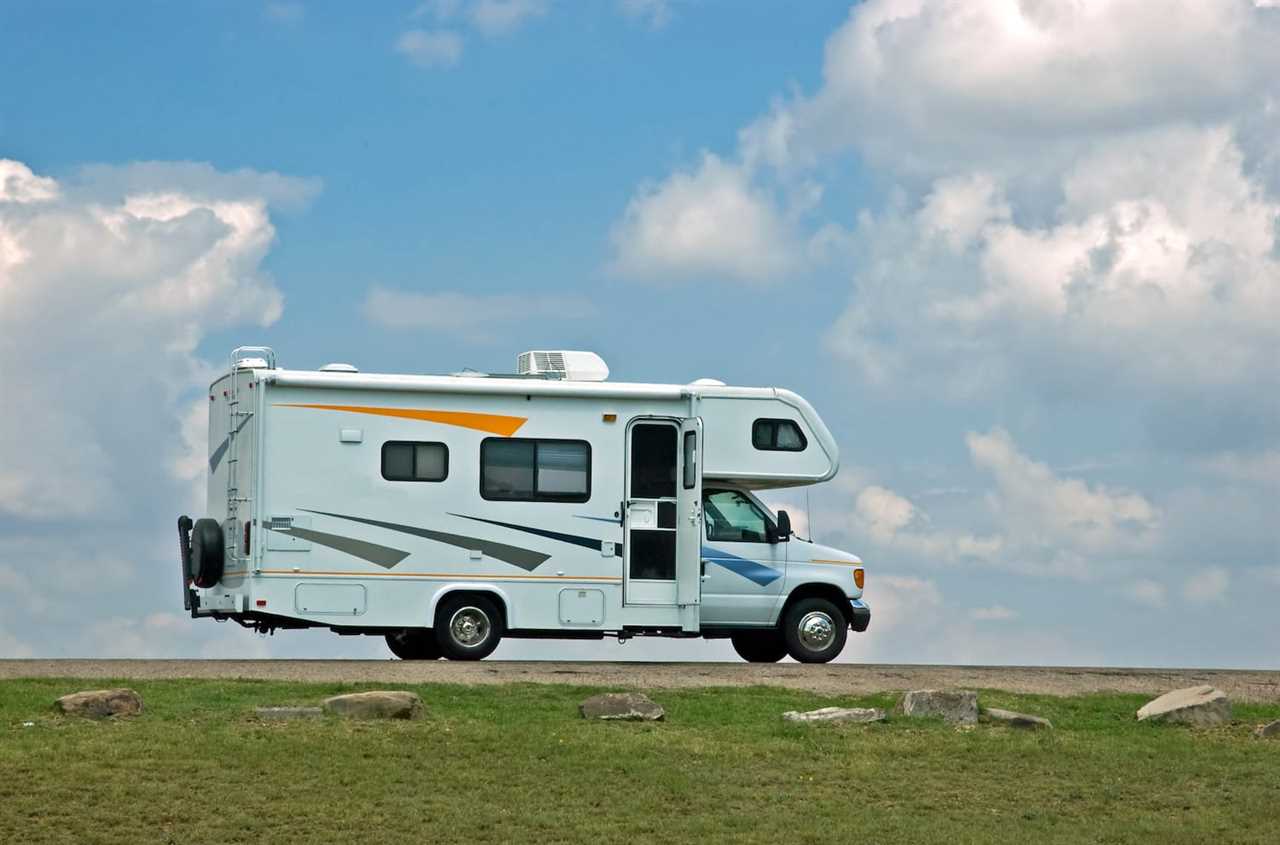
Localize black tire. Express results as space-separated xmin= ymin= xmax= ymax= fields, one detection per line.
xmin=188 ymin=518 xmax=224 ymax=588
xmin=434 ymin=595 xmax=503 ymax=660
xmin=730 ymin=630 xmax=787 ymax=663
xmin=385 ymin=629 xmax=442 ymax=660
xmin=781 ymin=597 xmax=848 ymax=664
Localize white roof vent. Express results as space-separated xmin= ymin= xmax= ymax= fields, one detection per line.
xmin=319 ymin=362 xmax=359 ymax=373
xmin=690 ymin=378 xmax=726 ymax=386
xmin=517 ymin=350 xmax=609 ymax=382
xmin=235 ymin=357 xmax=269 ymax=370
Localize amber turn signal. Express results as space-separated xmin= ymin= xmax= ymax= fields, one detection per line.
xmin=853 ymin=567 xmax=865 ymax=590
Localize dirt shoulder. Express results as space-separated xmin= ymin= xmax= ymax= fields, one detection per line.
xmin=2 ymin=660 xmax=1278 ymax=702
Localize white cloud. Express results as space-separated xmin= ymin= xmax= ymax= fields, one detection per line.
xmin=827 ymin=429 xmax=1159 ymax=580
xmin=970 ymin=605 xmax=1017 ymax=622
xmin=619 ymin=0 xmax=672 ymax=29
xmin=1182 ymin=566 xmax=1230 ymax=603
xmin=395 ymin=29 xmax=465 ymax=68
xmin=1124 ymin=579 xmax=1167 ymax=608
xmin=0 ymin=159 xmax=59 ymax=202
xmin=0 ymin=159 xmax=309 ymax=521
xmin=469 ymin=0 xmax=549 ymax=37
xmin=967 ymin=427 xmax=1160 ymax=555
xmin=362 ymin=286 xmax=597 ymax=343
xmin=264 ymin=2 xmax=304 ymax=24
xmin=610 ymin=153 xmax=800 ymax=283
xmin=745 ymin=0 xmax=1280 ymax=174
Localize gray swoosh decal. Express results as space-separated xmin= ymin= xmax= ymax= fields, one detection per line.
xmin=297 ymin=509 xmax=551 ymax=571
xmin=209 ymin=414 xmax=253 ymax=473
xmin=271 ymin=526 xmax=410 ymax=569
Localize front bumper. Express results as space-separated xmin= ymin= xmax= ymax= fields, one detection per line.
xmin=848 ymin=598 xmax=871 ymax=632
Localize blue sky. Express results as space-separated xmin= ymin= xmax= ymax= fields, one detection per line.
xmin=1 ymin=0 xmax=1277 ymax=665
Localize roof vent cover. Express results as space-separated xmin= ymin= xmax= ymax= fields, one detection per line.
xmin=319 ymin=362 xmax=359 ymax=373
xmin=517 ymin=350 xmax=609 ymax=382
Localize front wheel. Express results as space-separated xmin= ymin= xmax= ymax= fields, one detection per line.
xmin=385 ymin=629 xmax=441 ymax=660
xmin=434 ymin=595 xmax=503 ymax=660
xmin=781 ymin=598 xmax=848 ymax=664
xmin=730 ymin=630 xmax=787 ymax=663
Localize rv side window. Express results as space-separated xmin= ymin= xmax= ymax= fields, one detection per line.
xmin=752 ymin=418 xmax=807 ymax=452
xmin=382 ymin=442 xmax=449 ymax=482
xmin=481 ymin=438 xmax=591 ymax=502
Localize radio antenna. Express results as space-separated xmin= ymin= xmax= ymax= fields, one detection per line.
xmin=806 ymin=487 xmax=815 ymax=543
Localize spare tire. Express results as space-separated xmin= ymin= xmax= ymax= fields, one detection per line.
xmin=189 ymin=518 xmax=225 ymax=588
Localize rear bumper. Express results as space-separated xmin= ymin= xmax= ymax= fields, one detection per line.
xmin=848 ymin=598 xmax=870 ymax=632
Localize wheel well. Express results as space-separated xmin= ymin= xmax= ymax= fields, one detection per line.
xmin=434 ymin=589 xmax=509 ymax=630
xmin=780 ymin=583 xmax=852 ymax=625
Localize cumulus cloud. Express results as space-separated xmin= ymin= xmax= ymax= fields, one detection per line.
xmin=396 ymin=29 xmax=465 ymax=68
xmin=743 ymin=0 xmax=1280 ymax=174
xmin=0 ymin=158 xmax=314 ymax=657
xmin=610 ymin=154 xmax=802 ymax=283
xmin=967 ymin=428 xmax=1160 ymax=556
xmin=362 ymin=286 xmax=597 ymax=343
xmin=0 ymin=160 xmax=308 ymax=520
xmin=827 ymin=428 xmax=1159 ymax=580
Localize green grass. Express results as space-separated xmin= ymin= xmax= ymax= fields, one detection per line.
xmin=1 ymin=679 xmax=1278 ymax=844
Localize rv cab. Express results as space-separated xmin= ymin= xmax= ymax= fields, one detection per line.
xmin=177 ymin=347 xmax=870 ymax=663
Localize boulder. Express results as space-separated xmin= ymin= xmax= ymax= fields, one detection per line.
xmin=54 ymin=688 xmax=143 ymax=719
xmin=256 ymin=706 xmax=325 ymax=721
xmin=982 ymin=707 xmax=1053 ymax=730
xmin=899 ymin=689 xmax=978 ymax=726
xmin=579 ymin=692 xmax=665 ymax=721
xmin=1136 ymin=685 xmax=1230 ymax=726
xmin=782 ymin=707 xmax=886 ymax=724
xmin=1254 ymin=720 xmax=1280 ymax=739
xmin=323 ymin=691 xmax=423 ymax=720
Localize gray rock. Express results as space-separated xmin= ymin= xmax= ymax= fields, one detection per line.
xmin=899 ymin=689 xmax=978 ymax=725
xmin=255 ymin=706 xmax=325 ymax=721
xmin=782 ymin=707 xmax=886 ymax=724
xmin=1136 ymin=685 xmax=1231 ymax=726
xmin=323 ymin=690 xmax=423 ymax=720
xmin=579 ymin=692 xmax=665 ymax=721
xmin=54 ymin=688 xmax=143 ymax=719
xmin=982 ymin=707 xmax=1053 ymax=730
xmin=1254 ymin=719 xmax=1280 ymax=739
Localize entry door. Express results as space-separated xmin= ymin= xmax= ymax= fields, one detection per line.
xmin=624 ymin=418 xmax=701 ymax=621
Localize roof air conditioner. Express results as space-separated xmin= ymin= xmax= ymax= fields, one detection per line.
xmin=517 ymin=350 xmax=609 ymax=382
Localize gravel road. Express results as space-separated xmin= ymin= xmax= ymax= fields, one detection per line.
xmin=3 ymin=660 xmax=1278 ymax=702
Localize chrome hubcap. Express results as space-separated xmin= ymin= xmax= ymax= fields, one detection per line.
xmin=449 ymin=607 xmax=490 ymax=647
xmin=798 ymin=611 xmax=835 ymax=651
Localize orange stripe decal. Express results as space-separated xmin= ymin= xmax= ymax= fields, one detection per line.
xmin=276 ymin=403 xmax=527 ymax=436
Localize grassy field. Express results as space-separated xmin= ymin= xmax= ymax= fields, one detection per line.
xmin=1 ymin=679 xmax=1278 ymax=844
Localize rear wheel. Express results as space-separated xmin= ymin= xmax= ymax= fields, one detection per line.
xmin=781 ymin=597 xmax=848 ymax=664
xmin=434 ymin=595 xmax=503 ymax=660
xmin=385 ymin=629 xmax=441 ymax=660
xmin=730 ymin=630 xmax=787 ymax=663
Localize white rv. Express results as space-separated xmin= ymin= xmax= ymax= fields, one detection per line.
xmin=177 ymin=347 xmax=870 ymax=663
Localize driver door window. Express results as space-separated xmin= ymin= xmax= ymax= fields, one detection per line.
xmin=703 ymin=489 xmax=770 ymax=543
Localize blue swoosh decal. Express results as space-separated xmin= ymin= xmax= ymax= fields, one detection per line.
xmin=702 ymin=545 xmax=781 ymax=586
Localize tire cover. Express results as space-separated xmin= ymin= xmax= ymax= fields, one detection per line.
xmin=189 ymin=518 xmax=225 ymax=588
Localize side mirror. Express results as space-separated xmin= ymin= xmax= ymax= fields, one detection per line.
xmin=772 ymin=510 xmax=792 ymax=543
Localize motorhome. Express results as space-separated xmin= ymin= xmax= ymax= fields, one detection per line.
xmin=177 ymin=347 xmax=870 ymax=663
